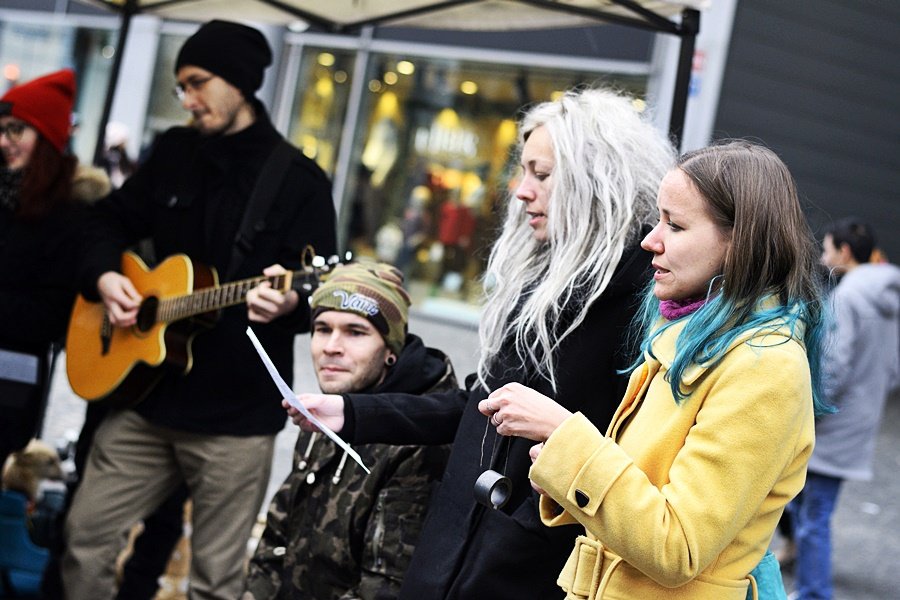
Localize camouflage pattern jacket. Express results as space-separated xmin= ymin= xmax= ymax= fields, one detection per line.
xmin=243 ymin=333 xmax=456 ymax=600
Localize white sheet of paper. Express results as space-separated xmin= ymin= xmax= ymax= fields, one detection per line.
xmin=246 ymin=327 xmax=370 ymax=474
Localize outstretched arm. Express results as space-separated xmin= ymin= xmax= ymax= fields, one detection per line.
xmin=284 ymin=394 xmax=346 ymax=433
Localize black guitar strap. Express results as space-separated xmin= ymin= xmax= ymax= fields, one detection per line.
xmin=226 ymin=140 xmax=299 ymax=280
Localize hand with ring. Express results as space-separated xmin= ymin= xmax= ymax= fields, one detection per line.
xmin=477 ymin=383 xmax=572 ymax=441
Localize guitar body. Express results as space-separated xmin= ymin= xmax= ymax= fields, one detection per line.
xmin=66 ymin=252 xmax=218 ymax=403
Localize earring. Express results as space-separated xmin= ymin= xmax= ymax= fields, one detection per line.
xmin=385 ymin=355 xmax=397 ymax=367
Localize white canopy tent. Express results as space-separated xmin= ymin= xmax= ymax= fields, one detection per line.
xmin=78 ymin=0 xmax=709 ymax=161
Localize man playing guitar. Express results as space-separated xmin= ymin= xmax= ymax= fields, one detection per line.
xmin=62 ymin=20 xmax=337 ymax=600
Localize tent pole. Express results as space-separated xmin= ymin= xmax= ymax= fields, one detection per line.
xmin=92 ymin=0 xmax=136 ymax=166
xmin=668 ymin=9 xmax=699 ymax=150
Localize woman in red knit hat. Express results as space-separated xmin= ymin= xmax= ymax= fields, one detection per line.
xmin=0 ymin=69 xmax=110 ymax=468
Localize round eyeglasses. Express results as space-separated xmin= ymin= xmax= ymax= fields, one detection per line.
xmin=0 ymin=121 xmax=28 ymax=143
xmin=173 ymin=75 xmax=214 ymax=101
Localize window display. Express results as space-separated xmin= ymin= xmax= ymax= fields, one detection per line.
xmin=338 ymin=53 xmax=647 ymax=316
xmin=285 ymin=49 xmax=356 ymax=176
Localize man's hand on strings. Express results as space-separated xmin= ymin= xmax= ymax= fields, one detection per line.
xmin=98 ymin=271 xmax=141 ymax=327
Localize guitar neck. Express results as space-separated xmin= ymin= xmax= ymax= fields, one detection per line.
xmin=156 ymin=270 xmax=302 ymax=323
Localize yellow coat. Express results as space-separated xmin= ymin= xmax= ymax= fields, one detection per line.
xmin=530 ymin=317 xmax=814 ymax=599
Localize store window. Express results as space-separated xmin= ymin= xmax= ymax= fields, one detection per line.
xmin=142 ymin=32 xmax=190 ymax=150
xmin=285 ymin=48 xmax=356 ymax=176
xmin=341 ymin=53 xmax=647 ymax=318
xmin=0 ymin=19 xmax=116 ymax=164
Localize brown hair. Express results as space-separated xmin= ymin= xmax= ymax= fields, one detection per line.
xmin=18 ymin=134 xmax=77 ymax=221
xmin=676 ymin=140 xmax=820 ymax=306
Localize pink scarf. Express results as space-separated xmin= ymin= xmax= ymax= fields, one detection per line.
xmin=659 ymin=297 xmax=708 ymax=321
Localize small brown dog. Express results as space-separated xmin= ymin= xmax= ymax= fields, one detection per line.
xmin=2 ymin=439 xmax=64 ymax=504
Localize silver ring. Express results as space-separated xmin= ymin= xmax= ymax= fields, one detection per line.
xmin=490 ymin=413 xmax=502 ymax=427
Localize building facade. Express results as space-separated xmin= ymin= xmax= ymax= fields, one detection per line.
xmin=1 ymin=2 xmax=736 ymax=322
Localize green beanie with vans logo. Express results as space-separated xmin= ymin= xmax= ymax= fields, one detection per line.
xmin=310 ymin=262 xmax=411 ymax=355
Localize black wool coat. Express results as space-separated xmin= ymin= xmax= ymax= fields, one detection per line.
xmin=0 ymin=166 xmax=107 ymax=464
xmin=342 ymin=243 xmax=652 ymax=599
xmin=79 ymin=108 xmax=337 ymax=436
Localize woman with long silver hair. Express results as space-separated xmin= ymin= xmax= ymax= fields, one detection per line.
xmin=287 ymin=87 xmax=675 ymax=599
xmin=479 ymin=88 xmax=671 ymax=393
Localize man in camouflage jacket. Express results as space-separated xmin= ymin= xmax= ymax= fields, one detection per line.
xmin=243 ymin=262 xmax=456 ymax=599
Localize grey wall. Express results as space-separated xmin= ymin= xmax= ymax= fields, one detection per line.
xmin=713 ymin=0 xmax=899 ymax=259
xmin=376 ymin=23 xmax=654 ymax=62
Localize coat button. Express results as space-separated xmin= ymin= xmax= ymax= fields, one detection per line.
xmin=575 ymin=489 xmax=590 ymax=508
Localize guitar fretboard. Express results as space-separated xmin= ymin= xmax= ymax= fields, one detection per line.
xmin=156 ymin=273 xmax=293 ymax=323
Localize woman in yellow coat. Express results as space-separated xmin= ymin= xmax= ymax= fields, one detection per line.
xmin=479 ymin=141 xmax=829 ymax=599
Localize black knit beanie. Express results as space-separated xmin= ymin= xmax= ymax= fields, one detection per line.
xmin=175 ymin=20 xmax=272 ymax=100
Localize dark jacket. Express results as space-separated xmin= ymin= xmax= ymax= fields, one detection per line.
xmin=0 ymin=165 xmax=110 ymax=464
xmin=244 ymin=333 xmax=457 ymax=600
xmin=343 ymin=244 xmax=652 ymax=599
xmin=79 ymin=106 xmax=337 ymax=435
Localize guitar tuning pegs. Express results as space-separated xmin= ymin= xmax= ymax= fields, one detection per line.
xmin=343 ymin=251 xmax=353 ymax=263
xmin=311 ymin=255 xmax=326 ymax=269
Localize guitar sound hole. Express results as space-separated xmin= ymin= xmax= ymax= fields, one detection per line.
xmin=136 ymin=297 xmax=159 ymax=333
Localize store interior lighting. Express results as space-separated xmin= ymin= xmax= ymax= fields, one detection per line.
xmin=2 ymin=63 xmax=20 ymax=82
xmin=459 ymin=80 xmax=478 ymax=95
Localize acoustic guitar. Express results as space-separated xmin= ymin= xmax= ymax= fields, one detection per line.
xmin=65 ymin=247 xmax=339 ymax=404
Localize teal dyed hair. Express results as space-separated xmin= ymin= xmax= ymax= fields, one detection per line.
xmin=627 ymin=283 xmax=831 ymax=416
xmin=627 ymin=141 xmax=832 ymax=416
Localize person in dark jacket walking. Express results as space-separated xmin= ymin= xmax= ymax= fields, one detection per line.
xmin=243 ymin=261 xmax=456 ymax=599
xmin=285 ymin=88 xmax=676 ymax=599
xmin=61 ymin=20 xmax=336 ymax=600
xmin=0 ymin=69 xmax=111 ymax=468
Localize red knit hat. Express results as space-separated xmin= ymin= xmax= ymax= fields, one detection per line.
xmin=0 ymin=69 xmax=76 ymax=153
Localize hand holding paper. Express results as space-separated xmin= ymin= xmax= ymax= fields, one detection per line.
xmin=246 ymin=327 xmax=370 ymax=474
xmin=284 ymin=394 xmax=345 ymax=432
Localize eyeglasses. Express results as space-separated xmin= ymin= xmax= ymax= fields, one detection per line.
xmin=0 ymin=121 xmax=28 ymax=143
xmin=173 ymin=75 xmax=214 ymax=101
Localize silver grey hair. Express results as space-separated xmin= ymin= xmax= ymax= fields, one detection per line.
xmin=477 ymin=87 xmax=675 ymax=392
